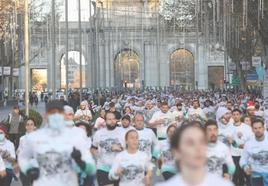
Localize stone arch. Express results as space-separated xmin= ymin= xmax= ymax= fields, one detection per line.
xmin=58 ymin=47 xmax=88 ymax=89
xmin=169 ymin=48 xmax=195 ymax=90
xmin=113 ymin=49 xmax=141 ymax=88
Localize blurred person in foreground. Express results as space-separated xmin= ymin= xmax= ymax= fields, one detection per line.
xmin=0 ymin=124 xmax=16 ymax=186
xmin=157 ymin=123 xmax=234 ymax=186
xmin=18 ymin=100 xmax=95 ymax=186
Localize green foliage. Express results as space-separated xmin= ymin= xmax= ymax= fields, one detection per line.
xmin=20 ymin=109 xmax=43 ymax=128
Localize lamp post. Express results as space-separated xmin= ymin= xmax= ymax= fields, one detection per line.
xmin=24 ymin=0 xmax=29 ymax=116
xmin=65 ymin=0 xmax=69 ymax=101
xmin=52 ymin=0 xmax=56 ymax=99
xmin=78 ymin=0 xmax=82 ymax=102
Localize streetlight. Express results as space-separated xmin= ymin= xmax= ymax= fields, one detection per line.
xmin=24 ymin=0 xmax=29 ymax=116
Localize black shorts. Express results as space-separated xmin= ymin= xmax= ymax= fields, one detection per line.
xmin=96 ymin=170 xmax=119 ymax=186
xmin=162 ymin=171 xmax=175 ymax=181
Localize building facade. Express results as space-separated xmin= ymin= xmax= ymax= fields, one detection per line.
xmin=20 ymin=0 xmax=227 ymax=91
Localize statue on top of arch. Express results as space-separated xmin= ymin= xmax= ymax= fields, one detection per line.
xmin=159 ymin=0 xmax=196 ymax=26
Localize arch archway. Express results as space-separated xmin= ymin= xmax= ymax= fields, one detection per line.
xmin=114 ymin=49 xmax=140 ymax=88
xmin=60 ymin=51 xmax=86 ymax=89
xmin=170 ymin=49 xmax=195 ymax=90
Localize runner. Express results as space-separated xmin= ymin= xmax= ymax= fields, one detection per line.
xmin=94 ymin=109 xmax=106 ymax=130
xmin=158 ymin=124 xmax=177 ymax=180
xmin=120 ymin=115 xmax=135 ymax=135
xmin=187 ymin=99 xmax=207 ymax=122
xmin=75 ymin=101 xmax=93 ymax=123
xmin=231 ymin=109 xmax=253 ymax=186
xmin=18 ymin=100 xmax=95 ymax=186
xmin=7 ymin=105 xmax=24 ymax=149
xmin=17 ymin=118 xmax=37 ymax=186
xmin=157 ymin=123 xmax=234 ymax=186
xmin=64 ymin=105 xmax=75 ymax=127
xmin=171 ymin=103 xmax=185 ymax=127
xmin=0 ymin=124 xmax=16 ymax=186
xmin=109 ymin=130 xmax=153 ymax=186
xmin=240 ymin=119 xmax=268 ymax=186
xmin=134 ymin=113 xmax=160 ymax=159
xmin=75 ymin=121 xmax=94 ymax=186
xmin=149 ymin=101 xmax=174 ymax=140
xmin=216 ymin=107 xmax=235 ymax=147
xmin=144 ymin=100 xmax=158 ymax=127
xmin=205 ymin=120 xmax=235 ymax=179
xmin=91 ymin=112 xmax=124 ymax=186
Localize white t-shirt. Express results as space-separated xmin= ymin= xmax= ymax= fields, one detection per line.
xmin=207 ymin=141 xmax=235 ymax=176
xmin=136 ymin=128 xmax=159 ymax=158
xmin=255 ymin=110 xmax=264 ymax=117
xmin=109 ymin=150 xmax=153 ymax=186
xmin=121 ymin=126 xmax=136 ymax=138
xmin=231 ymin=123 xmax=253 ymax=157
xmin=0 ymin=139 xmax=16 ymax=169
xmin=240 ymin=135 xmax=268 ymax=174
xmin=75 ymin=109 xmax=92 ymax=120
xmin=18 ymin=127 xmax=95 ymax=186
xmin=171 ymin=110 xmax=184 ymax=122
xmin=150 ymin=111 xmax=174 ymax=139
xmin=92 ymin=127 xmax=125 ymax=172
xmin=218 ymin=123 xmax=236 ymax=147
xmin=156 ymin=173 xmax=234 ymax=186
xmin=159 ymin=139 xmax=176 ymax=173
xmin=187 ymin=107 xmax=206 ymax=120
xmin=0 ymin=156 xmax=5 ymax=171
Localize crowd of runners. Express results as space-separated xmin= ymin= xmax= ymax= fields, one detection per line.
xmin=0 ymin=89 xmax=267 ymax=186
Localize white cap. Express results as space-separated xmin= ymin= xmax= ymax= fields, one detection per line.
xmin=64 ymin=105 xmax=74 ymax=114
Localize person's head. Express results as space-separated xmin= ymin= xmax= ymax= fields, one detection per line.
xmin=241 ymin=116 xmax=252 ymax=127
xmin=227 ymin=101 xmax=233 ymax=111
xmin=25 ymin=118 xmax=36 ymax=133
xmin=64 ymin=105 xmax=74 ymax=121
xmin=205 ymin=120 xmax=218 ymax=143
xmin=45 ymin=100 xmax=65 ymax=130
xmin=13 ymin=105 xmax=20 ymax=114
xmin=75 ymin=121 xmax=92 ymax=137
xmin=255 ymin=103 xmax=260 ymax=110
xmin=134 ymin=113 xmax=145 ymax=130
xmin=125 ymin=129 xmax=139 ymax=151
xmin=100 ymin=109 xmax=106 ymax=118
xmin=192 ymin=100 xmax=200 ymax=109
xmin=80 ymin=101 xmax=87 ymax=110
xmin=247 ymin=103 xmax=255 ymax=116
xmin=160 ymin=102 xmax=169 ymax=113
xmin=109 ymin=102 xmax=116 ymax=112
xmin=217 ymin=107 xmax=232 ymax=125
xmin=204 ymin=100 xmax=211 ymax=107
xmin=121 ymin=115 xmax=131 ymax=128
xmin=252 ymin=119 xmax=265 ymax=140
xmin=171 ymin=124 xmax=207 ymax=171
xmin=232 ymin=109 xmax=242 ymax=123
xmin=176 ymin=103 xmax=183 ymax=111
xmin=167 ymin=124 xmax=177 ymax=140
xmin=146 ymin=100 xmax=154 ymax=110
xmin=105 ymin=112 xmax=117 ymax=130
xmin=123 ymin=106 xmax=132 ymax=115
xmin=0 ymin=125 xmax=7 ymax=141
